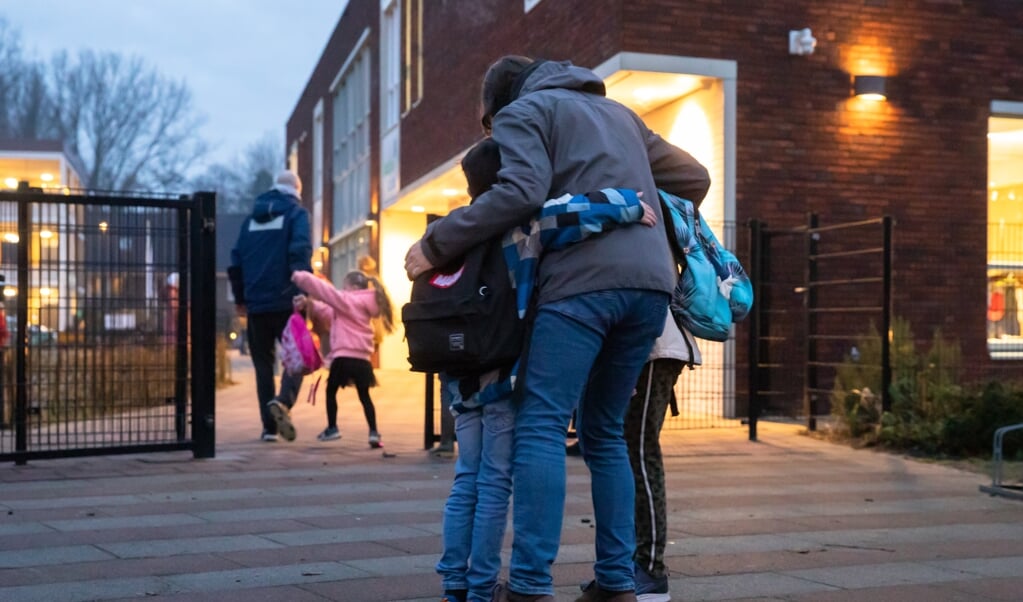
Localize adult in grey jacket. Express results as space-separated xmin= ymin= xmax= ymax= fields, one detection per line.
xmin=405 ymin=56 xmax=709 ymax=601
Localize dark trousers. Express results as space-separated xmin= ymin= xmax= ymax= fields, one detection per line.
xmin=324 ymin=357 xmax=378 ymax=433
xmin=248 ymin=310 xmax=304 ymax=434
xmin=624 ymin=358 xmax=684 ymax=579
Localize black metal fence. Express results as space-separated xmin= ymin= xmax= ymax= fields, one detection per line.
xmin=0 ymin=185 xmax=215 ymax=464
xmin=747 ymin=215 xmax=893 ymax=437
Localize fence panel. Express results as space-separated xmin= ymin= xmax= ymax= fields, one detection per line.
xmin=0 ymin=188 xmax=215 ymax=463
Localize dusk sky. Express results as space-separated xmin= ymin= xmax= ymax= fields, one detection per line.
xmin=2 ymin=0 xmax=348 ymax=166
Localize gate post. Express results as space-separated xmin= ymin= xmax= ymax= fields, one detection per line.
xmin=747 ymin=219 xmax=764 ymax=441
xmin=804 ymin=213 xmax=819 ymax=432
xmin=190 ymin=192 xmax=217 ymax=458
xmin=881 ymin=216 xmax=894 ymax=413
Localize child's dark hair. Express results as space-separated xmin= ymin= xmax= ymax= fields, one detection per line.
xmin=461 ymin=138 xmax=501 ymax=200
xmin=344 ymin=270 xmax=395 ymax=333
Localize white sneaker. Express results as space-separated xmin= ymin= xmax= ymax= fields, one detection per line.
xmin=260 ymin=432 xmax=279 ymax=442
xmin=369 ymin=430 xmax=382 ymax=448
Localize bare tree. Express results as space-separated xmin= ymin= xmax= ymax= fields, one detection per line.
xmin=192 ymin=130 xmax=285 ymax=215
xmin=47 ymin=50 xmax=207 ymax=191
xmin=0 ymin=18 xmax=50 ymax=139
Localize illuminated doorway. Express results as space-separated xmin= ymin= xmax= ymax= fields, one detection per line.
xmin=595 ymin=53 xmax=738 ymax=424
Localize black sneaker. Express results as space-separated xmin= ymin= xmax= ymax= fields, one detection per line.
xmin=440 ymin=589 xmax=467 ymax=602
xmin=316 ymin=426 xmax=341 ymax=441
xmin=634 ymin=564 xmax=670 ymax=602
xmin=369 ymin=430 xmax=382 ymax=448
xmin=267 ymin=399 xmax=296 ymax=441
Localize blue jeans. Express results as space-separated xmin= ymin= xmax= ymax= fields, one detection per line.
xmin=436 ymin=399 xmax=515 ymax=602
xmin=508 ymin=289 xmax=667 ymax=595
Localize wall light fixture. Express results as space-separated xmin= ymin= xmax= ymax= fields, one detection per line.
xmin=853 ymin=75 xmax=887 ymax=101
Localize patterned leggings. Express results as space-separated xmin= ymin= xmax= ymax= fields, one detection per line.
xmin=624 ymin=358 xmax=684 ymax=578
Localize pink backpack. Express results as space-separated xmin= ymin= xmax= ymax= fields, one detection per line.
xmin=280 ymin=311 xmax=323 ymax=376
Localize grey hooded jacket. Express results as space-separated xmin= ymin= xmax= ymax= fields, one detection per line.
xmin=421 ymin=60 xmax=711 ymax=306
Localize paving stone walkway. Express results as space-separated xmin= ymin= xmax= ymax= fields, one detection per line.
xmin=1 ymin=352 xmax=1021 ymax=601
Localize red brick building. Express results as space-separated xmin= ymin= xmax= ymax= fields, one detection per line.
xmin=287 ymin=0 xmax=1023 ymax=420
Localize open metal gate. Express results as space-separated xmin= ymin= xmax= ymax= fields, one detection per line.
xmin=747 ymin=214 xmax=893 ymax=439
xmin=0 ymin=186 xmax=216 ymax=464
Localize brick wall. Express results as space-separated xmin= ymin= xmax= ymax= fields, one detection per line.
xmin=286 ymin=0 xmax=379 ymax=250
xmin=293 ymin=0 xmax=1023 ymax=379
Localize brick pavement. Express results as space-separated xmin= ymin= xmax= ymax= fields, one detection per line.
xmin=1 ymin=351 xmax=1022 ymax=601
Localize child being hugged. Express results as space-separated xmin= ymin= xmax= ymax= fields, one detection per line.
xmin=433 ymin=137 xmax=656 ymax=602
xmin=291 ymin=269 xmax=394 ymax=448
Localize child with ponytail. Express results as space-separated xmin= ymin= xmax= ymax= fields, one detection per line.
xmin=291 ymin=269 xmax=394 ymax=447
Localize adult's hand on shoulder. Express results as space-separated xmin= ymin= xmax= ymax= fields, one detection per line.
xmin=404 ymin=239 xmax=434 ymax=280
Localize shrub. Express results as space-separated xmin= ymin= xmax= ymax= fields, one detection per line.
xmin=830 ymin=317 xmax=1023 ymax=458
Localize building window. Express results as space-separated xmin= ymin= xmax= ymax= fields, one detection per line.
xmin=988 ymin=109 xmax=1023 ymax=359
xmin=312 ymin=100 xmax=324 ymax=245
xmin=331 ymin=47 xmax=371 ymax=236
xmin=382 ymin=0 xmax=401 ymax=130
xmin=525 ymin=0 xmax=542 ymax=12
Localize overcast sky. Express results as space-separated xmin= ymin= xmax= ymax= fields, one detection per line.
xmin=2 ymin=0 xmax=346 ymax=166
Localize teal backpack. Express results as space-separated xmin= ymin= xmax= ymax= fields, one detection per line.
xmin=658 ymin=190 xmax=753 ymax=341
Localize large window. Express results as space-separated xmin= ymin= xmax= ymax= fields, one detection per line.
xmin=311 ymin=100 xmax=324 ymax=246
xmin=988 ymin=108 xmax=1023 ymax=359
xmin=331 ymin=47 xmax=371 ymax=236
xmin=381 ymin=1 xmax=401 ymax=131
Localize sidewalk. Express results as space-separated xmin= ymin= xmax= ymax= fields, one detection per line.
xmin=1 ymin=351 xmax=1021 ymax=601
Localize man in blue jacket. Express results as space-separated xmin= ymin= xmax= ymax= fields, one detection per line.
xmin=229 ymin=170 xmax=313 ymax=442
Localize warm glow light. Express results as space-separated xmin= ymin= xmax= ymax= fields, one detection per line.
xmin=4 ymin=178 xmax=17 ymax=189
xmin=410 ymin=205 xmax=426 ymax=213
xmin=3 ymin=287 xmax=15 ymax=298
xmin=365 ymin=219 xmax=377 ymax=227
xmin=853 ymin=75 xmax=887 ymax=101
xmin=442 ymin=188 xmax=460 ymax=197
xmin=229 ymin=332 xmax=238 ymax=340
xmin=312 ymin=260 xmax=323 ymax=269
xmin=40 ymin=173 xmax=54 ymax=182
xmin=988 ymin=129 xmax=1023 ymax=142
xmin=98 ymin=221 xmax=109 ymax=232
xmin=39 ymin=287 xmax=52 ymax=297
xmin=3 ymin=233 xmax=18 ymax=243
xmin=39 ymin=230 xmax=53 ymax=239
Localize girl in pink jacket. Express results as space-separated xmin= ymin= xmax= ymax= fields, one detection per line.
xmin=292 ymin=269 xmax=394 ymax=447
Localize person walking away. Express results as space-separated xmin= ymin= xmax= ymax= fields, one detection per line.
xmin=356 ymin=255 xmax=387 ymax=361
xmin=404 ymin=56 xmax=710 ymax=601
xmin=291 ymin=269 xmax=394 ymax=448
xmin=228 ymin=170 xmax=312 ymax=442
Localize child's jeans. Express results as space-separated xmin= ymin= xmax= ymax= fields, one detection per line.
xmin=436 ymin=398 xmax=515 ymax=601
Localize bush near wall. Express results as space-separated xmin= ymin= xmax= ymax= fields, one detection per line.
xmin=830 ymin=318 xmax=1023 ymax=459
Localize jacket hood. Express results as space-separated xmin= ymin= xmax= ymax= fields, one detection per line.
xmin=251 ymin=188 xmax=299 ymax=223
xmin=514 ymin=60 xmax=606 ymax=100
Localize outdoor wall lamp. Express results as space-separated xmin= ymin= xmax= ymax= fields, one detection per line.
xmin=853 ymin=75 xmax=887 ymax=101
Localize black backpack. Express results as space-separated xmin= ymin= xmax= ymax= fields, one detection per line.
xmin=402 ymin=238 xmax=524 ymax=377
